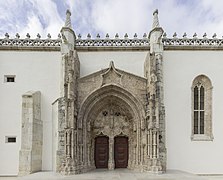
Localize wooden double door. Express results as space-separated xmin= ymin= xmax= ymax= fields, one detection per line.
xmin=95 ymin=136 xmax=128 ymax=169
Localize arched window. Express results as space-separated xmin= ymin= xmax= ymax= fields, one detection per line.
xmin=191 ymin=75 xmax=213 ymax=141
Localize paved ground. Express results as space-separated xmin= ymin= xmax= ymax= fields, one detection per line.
xmin=1 ymin=169 xmax=223 ymax=180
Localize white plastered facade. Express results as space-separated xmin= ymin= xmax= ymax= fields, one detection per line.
xmin=0 ymin=51 xmax=61 ymax=175
xmin=164 ymin=51 xmax=223 ymax=174
xmin=1 ymin=9 xmax=223 ymax=176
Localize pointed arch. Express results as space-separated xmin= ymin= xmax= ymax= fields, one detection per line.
xmin=77 ymin=84 xmax=146 ymax=170
xmin=78 ymin=84 xmax=145 ymax=130
xmin=191 ymin=74 xmax=213 ymax=141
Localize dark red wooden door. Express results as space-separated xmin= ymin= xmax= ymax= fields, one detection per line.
xmin=95 ymin=136 xmax=109 ymax=168
xmin=114 ymin=136 xmax=128 ymax=168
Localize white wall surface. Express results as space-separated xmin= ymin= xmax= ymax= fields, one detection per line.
xmin=3 ymin=48 xmax=223 ymax=175
xmin=164 ymin=50 xmax=223 ymax=174
xmin=0 ymin=51 xmax=60 ymax=175
xmin=78 ymin=51 xmax=147 ymax=77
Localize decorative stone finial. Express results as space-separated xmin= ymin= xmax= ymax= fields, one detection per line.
xmin=78 ymin=34 xmax=81 ymax=39
xmin=65 ymin=9 xmax=72 ymax=28
xmin=212 ymin=33 xmax=217 ymax=39
xmin=5 ymin=33 xmax=9 ymax=39
xmin=173 ymin=32 xmax=177 ymax=38
xmin=87 ymin=33 xmax=91 ymax=39
xmin=57 ymin=33 xmax=61 ymax=39
xmin=47 ymin=33 xmax=51 ymax=39
xmin=115 ymin=33 xmax=119 ymax=39
xmin=143 ymin=33 xmax=147 ymax=38
xmin=152 ymin=9 xmax=160 ymax=29
xmin=96 ymin=33 xmax=100 ymax=39
xmin=183 ymin=32 xmax=187 ymax=38
xmin=26 ymin=33 xmax=30 ymax=39
xmin=203 ymin=33 xmax=207 ymax=39
xmin=106 ymin=33 xmax=109 ymax=38
xmin=109 ymin=61 xmax=115 ymax=68
xmin=124 ymin=33 xmax=128 ymax=39
xmin=37 ymin=33 xmax=41 ymax=39
xmin=15 ymin=33 xmax=20 ymax=39
xmin=193 ymin=33 xmax=197 ymax=39
xmin=163 ymin=32 xmax=167 ymax=38
xmin=134 ymin=33 xmax=138 ymax=38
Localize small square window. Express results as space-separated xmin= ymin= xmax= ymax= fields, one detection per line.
xmin=4 ymin=75 xmax=16 ymax=83
xmin=5 ymin=136 xmax=16 ymax=143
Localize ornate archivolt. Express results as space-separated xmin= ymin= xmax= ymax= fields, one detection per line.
xmin=78 ymin=85 xmax=145 ymax=129
xmin=78 ymin=84 xmax=146 ymax=171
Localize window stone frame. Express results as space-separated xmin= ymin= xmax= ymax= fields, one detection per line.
xmin=191 ymin=75 xmax=213 ymax=141
xmin=4 ymin=75 xmax=16 ymax=83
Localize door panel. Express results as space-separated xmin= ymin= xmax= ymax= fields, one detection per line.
xmin=95 ymin=136 xmax=109 ymax=168
xmin=115 ymin=136 xmax=128 ymax=168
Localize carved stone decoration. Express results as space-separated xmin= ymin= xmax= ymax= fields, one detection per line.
xmin=92 ymin=103 xmax=133 ymax=137
xmin=77 ymin=84 xmax=146 ymax=173
xmin=55 ymin=8 xmax=167 ymax=176
xmin=65 ymin=10 xmax=72 ymax=28
xmin=2 ymin=35 xmax=223 ymax=50
xmin=92 ymin=104 xmax=134 ymax=171
xmin=144 ymin=10 xmax=166 ymax=173
xmin=101 ymin=61 xmax=123 ymax=86
xmin=57 ymin=10 xmax=80 ymax=175
xmin=58 ymin=48 xmax=80 ymax=175
xmin=152 ymin=9 xmax=160 ymax=29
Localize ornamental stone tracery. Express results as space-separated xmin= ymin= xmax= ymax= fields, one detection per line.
xmin=86 ymin=100 xmax=135 ymax=170
xmin=3 ymin=34 xmax=223 ymax=50
xmin=18 ymin=9 xmax=167 ymax=176
xmin=191 ymin=75 xmax=213 ymax=141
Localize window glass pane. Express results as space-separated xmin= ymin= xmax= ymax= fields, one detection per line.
xmin=200 ymin=111 xmax=204 ymax=134
xmin=200 ymin=86 xmax=204 ymax=110
xmin=8 ymin=137 xmax=16 ymax=142
xmin=5 ymin=137 xmax=16 ymax=143
xmin=194 ymin=86 xmax=199 ymax=110
xmin=194 ymin=111 xmax=198 ymax=134
xmin=7 ymin=77 xmax=15 ymax=82
xmin=200 ymin=126 xmax=204 ymax=134
xmin=194 ymin=127 xmax=198 ymax=134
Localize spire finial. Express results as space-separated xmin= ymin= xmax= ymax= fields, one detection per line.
xmin=65 ymin=9 xmax=72 ymax=28
xmin=152 ymin=9 xmax=160 ymax=29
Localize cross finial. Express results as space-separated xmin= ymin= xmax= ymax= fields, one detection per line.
xmin=65 ymin=9 xmax=72 ymax=28
xmin=152 ymin=9 xmax=160 ymax=29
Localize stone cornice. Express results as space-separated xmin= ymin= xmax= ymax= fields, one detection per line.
xmin=75 ymin=38 xmax=150 ymax=49
xmin=0 ymin=38 xmax=61 ymax=51
xmin=2 ymin=37 xmax=223 ymax=51
xmin=163 ymin=37 xmax=223 ymax=50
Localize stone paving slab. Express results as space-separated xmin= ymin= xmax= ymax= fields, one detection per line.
xmin=1 ymin=170 xmax=223 ymax=180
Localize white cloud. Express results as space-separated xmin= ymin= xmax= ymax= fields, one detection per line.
xmin=157 ymin=0 xmax=223 ymax=38
xmin=19 ymin=14 xmax=44 ymax=38
xmin=0 ymin=0 xmax=64 ymax=38
xmin=1 ymin=0 xmax=223 ymax=39
xmin=31 ymin=0 xmax=64 ymax=37
xmin=90 ymin=0 xmax=152 ymax=37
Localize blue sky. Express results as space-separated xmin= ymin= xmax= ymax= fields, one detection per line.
xmin=0 ymin=0 xmax=223 ymax=39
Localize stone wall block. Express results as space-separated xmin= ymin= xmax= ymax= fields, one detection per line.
xmin=19 ymin=91 xmax=42 ymax=176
